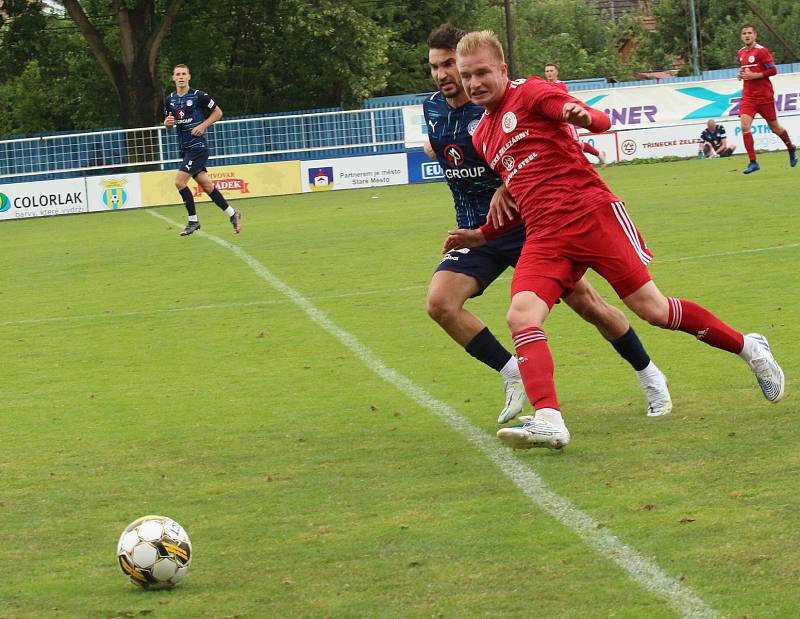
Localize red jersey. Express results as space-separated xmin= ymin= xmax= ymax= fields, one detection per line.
xmin=738 ymin=44 xmax=777 ymax=103
xmin=550 ymin=80 xmax=568 ymax=93
xmin=472 ymin=77 xmax=615 ymax=239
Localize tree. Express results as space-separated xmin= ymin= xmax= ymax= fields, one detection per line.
xmin=0 ymin=4 xmax=119 ymax=135
xmin=631 ymin=0 xmax=800 ymax=74
xmin=358 ymin=0 xmax=494 ymax=96
xmin=61 ymin=0 xmax=184 ymax=128
xmin=159 ymin=0 xmax=391 ymax=114
xmin=509 ymin=0 xmax=622 ymax=80
xmin=0 ymin=0 xmax=49 ymax=81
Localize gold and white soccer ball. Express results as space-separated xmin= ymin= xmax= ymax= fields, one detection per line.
xmin=117 ymin=515 xmax=192 ymax=589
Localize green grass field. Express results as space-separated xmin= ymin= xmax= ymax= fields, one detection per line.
xmin=1 ymin=152 xmax=798 ymax=619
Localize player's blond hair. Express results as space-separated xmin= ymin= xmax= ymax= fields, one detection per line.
xmin=456 ymin=30 xmax=505 ymax=63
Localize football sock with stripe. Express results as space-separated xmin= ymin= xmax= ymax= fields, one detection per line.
xmin=666 ymin=297 xmax=744 ymax=353
xmin=512 ymin=326 xmax=560 ymax=411
xmin=179 ymin=187 xmax=196 ymax=216
xmin=465 ymin=326 xmax=514 ymax=373
xmin=610 ymin=326 xmax=651 ymax=371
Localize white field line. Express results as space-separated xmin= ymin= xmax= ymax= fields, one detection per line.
xmin=2 ymin=240 xmax=796 ymax=330
xmin=656 ymin=242 xmax=800 ymax=263
xmin=0 ymin=286 xmax=428 ymax=328
xmin=146 ymin=209 xmax=721 ymax=619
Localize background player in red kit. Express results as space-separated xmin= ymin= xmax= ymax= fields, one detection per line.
xmin=737 ymin=24 xmax=797 ymax=174
xmin=447 ymin=31 xmax=785 ymax=450
xmin=544 ymin=63 xmax=606 ymax=168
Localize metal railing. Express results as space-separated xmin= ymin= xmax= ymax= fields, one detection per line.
xmin=0 ymin=106 xmax=406 ymax=183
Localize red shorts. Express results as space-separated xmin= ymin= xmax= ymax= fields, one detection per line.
xmin=511 ymin=201 xmax=653 ymax=308
xmin=739 ymin=99 xmax=777 ymax=122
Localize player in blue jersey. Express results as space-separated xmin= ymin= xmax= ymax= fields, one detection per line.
xmin=164 ymin=64 xmax=241 ymax=236
xmin=424 ymin=23 xmax=672 ymax=421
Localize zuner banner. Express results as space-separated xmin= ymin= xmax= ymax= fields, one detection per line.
xmin=0 ymin=178 xmax=87 ymax=220
xmin=573 ymin=73 xmax=800 ymax=128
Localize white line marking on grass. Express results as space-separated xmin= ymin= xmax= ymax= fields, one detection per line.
xmin=4 ymin=240 xmax=794 ymax=331
xmin=147 ymin=209 xmax=721 ymax=619
xmin=0 ymin=300 xmax=282 ymax=327
xmin=0 ymin=286 xmax=430 ymax=328
xmin=658 ymin=242 xmax=800 ymax=263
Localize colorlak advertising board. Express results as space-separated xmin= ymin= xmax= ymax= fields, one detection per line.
xmin=0 ymin=178 xmax=87 ymax=220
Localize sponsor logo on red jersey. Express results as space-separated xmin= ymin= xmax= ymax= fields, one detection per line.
xmin=501 ymin=112 xmax=518 ymax=133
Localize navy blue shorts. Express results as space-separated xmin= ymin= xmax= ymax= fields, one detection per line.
xmin=179 ymin=149 xmax=209 ymax=177
xmin=434 ymin=225 xmax=525 ymax=297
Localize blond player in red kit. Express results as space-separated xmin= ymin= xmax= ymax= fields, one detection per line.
xmin=445 ymin=31 xmax=785 ymax=450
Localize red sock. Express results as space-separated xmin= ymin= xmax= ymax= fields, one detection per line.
xmin=666 ymin=298 xmax=744 ymax=353
xmin=743 ymin=131 xmax=756 ymax=161
xmin=512 ymin=327 xmax=560 ymax=411
xmin=777 ymin=129 xmax=794 ymax=149
xmin=582 ymin=142 xmax=600 ymax=157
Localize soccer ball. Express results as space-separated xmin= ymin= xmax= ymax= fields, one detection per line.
xmin=117 ymin=515 xmax=192 ymax=589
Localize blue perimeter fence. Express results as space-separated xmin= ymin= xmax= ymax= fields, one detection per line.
xmin=0 ymin=107 xmax=405 ymax=185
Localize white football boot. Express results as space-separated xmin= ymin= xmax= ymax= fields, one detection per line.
xmin=744 ymin=333 xmax=785 ymax=403
xmin=497 ymin=415 xmax=570 ymax=450
xmin=598 ymin=150 xmax=608 ymax=168
xmin=637 ymin=365 xmax=673 ymax=417
xmin=498 ymin=378 xmax=527 ymax=424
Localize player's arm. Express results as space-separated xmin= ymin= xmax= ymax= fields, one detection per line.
xmin=478 ymin=204 xmax=521 ymax=242
xmin=163 ymin=97 xmax=175 ymax=128
xmin=741 ymin=50 xmax=777 ymax=80
xmin=423 ymin=137 xmax=436 ymax=160
xmin=442 ymin=227 xmax=486 ymax=253
xmin=526 ymin=85 xmax=610 ymax=133
xmin=561 ymin=101 xmax=610 ymax=132
xmin=759 ymin=48 xmax=778 ymax=78
xmin=488 ymin=183 xmax=518 ymax=227
xmin=192 ymin=92 xmax=222 ymax=136
xmin=192 ymin=106 xmax=222 ymax=136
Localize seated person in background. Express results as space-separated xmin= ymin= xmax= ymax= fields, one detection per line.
xmin=701 ymin=119 xmax=737 ymax=158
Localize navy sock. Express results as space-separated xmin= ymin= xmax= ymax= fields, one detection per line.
xmin=611 ymin=327 xmax=651 ymax=371
xmin=208 ymin=188 xmax=230 ymax=211
xmin=465 ymin=327 xmax=513 ymax=372
xmin=179 ymin=187 xmax=196 ymax=216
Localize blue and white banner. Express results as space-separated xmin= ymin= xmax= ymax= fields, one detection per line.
xmin=299 ymin=154 xmax=408 ymax=193
xmin=406 ymin=149 xmax=444 ymax=184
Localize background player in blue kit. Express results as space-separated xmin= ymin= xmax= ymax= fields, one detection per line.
xmin=423 ymin=24 xmax=672 ymax=422
xmin=164 ymin=64 xmax=242 ymax=237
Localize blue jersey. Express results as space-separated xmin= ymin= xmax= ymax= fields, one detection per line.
xmin=423 ymin=92 xmax=501 ymax=229
xmin=700 ymin=124 xmax=727 ymax=149
xmin=163 ymin=89 xmax=217 ymax=155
